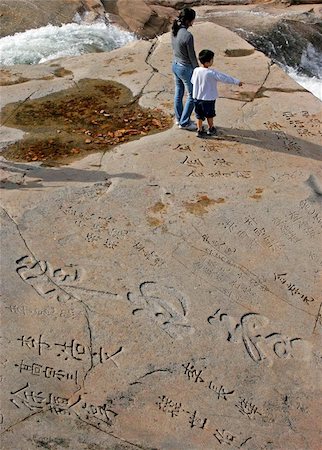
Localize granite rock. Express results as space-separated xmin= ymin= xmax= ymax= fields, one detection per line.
xmin=0 ymin=22 xmax=321 ymax=450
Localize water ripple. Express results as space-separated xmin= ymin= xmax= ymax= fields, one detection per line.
xmin=0 ymin=21 xmax=137 ymax=66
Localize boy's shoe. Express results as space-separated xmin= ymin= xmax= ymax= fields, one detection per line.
xmin=179 ymin=121 xmax=197 ymax=131
xmin=207 ymin=126 xmax=217 ymax=136
xmin=196 ymin=128 xmax=206 ymax=138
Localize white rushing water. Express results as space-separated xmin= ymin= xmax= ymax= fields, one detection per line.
xmin=197 ymin=9 xmax=322 ymax=101
xmin=286 ymin=68 xmax=322 ymax=101
xmin=286 ymin=42 xmax=322 ymax=101
xmin=0 ymin=16 xmax=321 ymax=101
xmin=0 ymin=21 xmax=136 ymax=66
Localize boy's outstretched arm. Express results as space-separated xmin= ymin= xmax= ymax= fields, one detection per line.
xmin=211 ymin=69 xmax=241 ymax=85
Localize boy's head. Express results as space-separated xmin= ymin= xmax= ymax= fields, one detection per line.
xmin=198 ymin=49 xmax=214 ymax=65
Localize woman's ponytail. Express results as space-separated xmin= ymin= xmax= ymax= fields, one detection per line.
xmin=172 ymin=8 xmax=196 ymax=37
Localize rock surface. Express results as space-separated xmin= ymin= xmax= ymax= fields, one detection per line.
xmin=1 ymin=0 xmax=322 ymax=39
xmin=1 ymin=22 xmax=322 ymax=450
xmin=0 ymin=0 xmax=105 ymax=38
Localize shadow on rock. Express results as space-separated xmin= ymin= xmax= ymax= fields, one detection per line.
xmin=213 ymin=127 xmax=322 ymax=161
xmin=0 ymin=161 xmax=145 ymax=190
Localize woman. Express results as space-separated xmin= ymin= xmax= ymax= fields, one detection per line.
xmin=171 ymin=8 xmax=198 ymax=131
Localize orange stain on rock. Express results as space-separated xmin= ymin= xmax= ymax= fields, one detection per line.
xmin=184 ymin=195 xmax=225 ymax=215
xmin=149 ymin=202 xmax=166 ymax=214
xmin=250 ymin=188 xmax=264 ymax=200
xmin=147 ymin=217 xmax=164 ymax=227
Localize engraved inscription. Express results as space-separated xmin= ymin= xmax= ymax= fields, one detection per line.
xmin=173 ymin=144 xmax=192 ymax=152
xmin=133 ymin=241 xmax=166 ymax=267
xmin=207 ymin=310 xmax=307 ymax=363
xmin=181 ymin=361 xmax=261 ymax=420
xmin=183 ymin=362 xmax=235 ymax=402
xmin=179 ymin=148 xmax=250 ymax=179
xmin=80 ymin=401 xmax=118 ymax=427
xmin=10 ymin=382 xmax=118 ymax=428
xmin=282 ymin=111 xmax=322 ymax=138
xmin=272 ymin=217 xmax=302 ymax=244
xmin=187 ymin=169 xmax=251 ymax=179
xmin=299 ymin=199 xmax=322 ymax=227
xmin=271 ymin=199 xmax=322 ymax=243
xmin=235 ymin=398 xmax=262 ymax=420
xmin=59 ymin=202 xmax=128 ymax=249
xmin=60 ymin=182 xmax=112 ymax=205
xmin=10 ymin=382 xmax=80 ymax=413
xmin=182 ymin=155 xmax=204 ymax=167
xmin=274 ymin=273 xmax=315 ymax=304
xmin=202 ymin=233 xmax=236 ymax=255
xmin=16 ymin=255 xmax=79 ymax=302
xmin=244 ymin=216 xmax=283 ymax=251
xmin=156 ymin=394 xmax=252 ymax=447
xmin=5 ymin=304 xmax=77 ymax=319
xmin=14 ymin=360 xmax=78 ymax=385
xmin=220 ymin=216 xmax=284 ymax=252
xmin=127 ymin=281 xmax=192 ymax=338
xmin=16 ymin=334 xmax=123 ymax=366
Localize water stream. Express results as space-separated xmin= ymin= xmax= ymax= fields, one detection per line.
xmin=0 ymin=19 xmax=136 ymax=66
xmin=0 ymin=12 xmax=321 ymax=100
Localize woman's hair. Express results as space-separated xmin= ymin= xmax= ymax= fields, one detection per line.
xmin=172 ymin=8 xmax=196 ymax=36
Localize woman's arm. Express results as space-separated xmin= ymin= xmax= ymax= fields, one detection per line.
xmin=186 ymin=34 xmax=198 ymax=69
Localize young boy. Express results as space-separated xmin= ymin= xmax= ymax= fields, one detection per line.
xmin=191 ymin=49 xmax=243 ymax=137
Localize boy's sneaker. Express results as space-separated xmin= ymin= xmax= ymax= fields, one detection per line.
xmin=179 ymin=121 xmax=197 ymax=131
xmin=196 ymin=128 xmax=206 ymax=138
xmin=207 ymin=126 xmax=217 ymax=136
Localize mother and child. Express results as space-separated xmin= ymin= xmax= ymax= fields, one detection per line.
xmin=171 ymin=7 xmax=243 ymax=137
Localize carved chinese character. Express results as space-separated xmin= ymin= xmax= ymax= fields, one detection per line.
xmin=46 ymin=393 xmax=71 ymax=415
xmin=17 ymin=335 xmax=50 ymax=356
xmin=55 ymin=339 xmax=86 ymax=361
xmin=208 ymin=382 xmax=234 ymax=400
xmin=182 ymin=362 xmax=204 ymax=383
xmin=127 ymin=281 xmax=191 ymax=337
xmin=187 ymin=410 xmax=208 ymax=429
xmin=81 ymin=402 xmax=118 ymax=426
xmin=10 ymin=383 xmax=46 ymax=411
xmin=92 ymin=346 xmax=123 ymax=367
xmin=235 ymin=398 xmax=261 ymax=420
xmin=156 ymin=395 xmax=182 ymax=417
xmin=213 ymin=428 xmax=235 ymax=445
xmin=14 ymin=360 xmax=42 ymax=376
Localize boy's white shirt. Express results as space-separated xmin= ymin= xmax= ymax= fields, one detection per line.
xmin=191 ymin=67 xmax=240 ymax=100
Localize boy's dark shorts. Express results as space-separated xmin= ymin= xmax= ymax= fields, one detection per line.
xmin=194 ymin=99 xmax=216 ymax=120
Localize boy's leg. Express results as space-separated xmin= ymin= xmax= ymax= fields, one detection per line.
xmin=207 ymin=117 xmax=217 ymax=135
xmin=206 ymin=117 xmax=214 ymax=129
xmin=205 ymin=101 xmax=217 ymax=135
xmin=194 ymin=100 xmax=206 ymax=137
xmin=197 ymin=118 xmax=203 ymax=131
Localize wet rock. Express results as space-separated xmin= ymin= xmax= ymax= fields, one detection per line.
xmin=0 ymin=0 xmax=104 ymax=37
